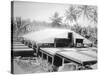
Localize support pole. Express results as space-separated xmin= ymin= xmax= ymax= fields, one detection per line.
xmin=47 ymin=54 xmax=48 ymax=63
xmin=62 ymin=58 xmax=64 ymax=67
xmin=52 ymin=56 xmax=54 ymax=66
xmin=41 ymin=52 xmax=43 ymax=59
xmin=54 ymin=43 xmax=56 ymax=48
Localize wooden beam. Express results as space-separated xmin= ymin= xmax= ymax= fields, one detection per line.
xmin=47 ymin=54 xmax=48 ymax=63
xmin=52 ymin=56 xmax=54 ymax=66
xmin=62 ymin=58 xmax=64 ymax=67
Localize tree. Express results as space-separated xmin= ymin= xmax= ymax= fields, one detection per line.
xmin=64 ymin=5 xmax=78 ymax=25
xmin=50 ymin=12 xmax=62 ymax=27
xmin=77 ymin=5 xmax=96 ymax=20
xmin=13 ymin=17 xmax=31 ymax=36
xmin=90 ymin=8 xmax=97 ymax=24
xmin=71 ymin=24 xmax=82 ymax=34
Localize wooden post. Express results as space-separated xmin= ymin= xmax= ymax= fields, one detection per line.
xmin=54 ymin=43 xmax=56 ymax=48
xmin=31 ymin=42 xmax=33 ymax=49
xmin=27 ymin=40 xmax=28 ymax=46
xmin=62 ymin=58 xmax=64 ymax=67
xmin=52 ymin=56 xmax=54 ymax=66
xmin=41 ymin=52 xmax=43 ymax=60
xmin=36 ymin=45 xmax=38 ymax=56
xmin=40 ymin=52 xmax=43 ymax=68
xmin=75 ymin=64 xmax=78 ymax=70
xmin=54 ymin=39 xmax=56 ymax=48
xmin=23 ymin=38 xmax=25 ymax=44
xmin=24 ymin=39 xmax=26 ymax=45
xmin=31 ymin=41 xmax=33 ymax=49
xmin=47 ymin=54 xmax=48 ymax=63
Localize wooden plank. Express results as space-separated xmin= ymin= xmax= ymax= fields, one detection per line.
xmin=13 ymin=48 xmax=33 ymax=51
xmin=57 ymin=51 xmax=97 ymax=64
xmin=40 ymin=48 xmax=61 ymax=55
xmin=13 ymin=46 xmax=29 ymax=49
xmin=78 ymin=50 xmax=97 ymax=58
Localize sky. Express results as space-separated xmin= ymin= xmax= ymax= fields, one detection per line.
xmin=13 ymin=1 xmax=97 ymax=27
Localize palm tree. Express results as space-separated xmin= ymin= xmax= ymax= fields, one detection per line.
xmin=50 ymin=12 xmax=62 ymax=27
xmin=90 ymin=8 xmax=97 ymax=24
xmin=77 ymin=5 xmax=95 ymax=20
xmin=64 ymin=5 xmax=77 ymax=24
xmin=14 ymin=17 xmax=31 ymax=36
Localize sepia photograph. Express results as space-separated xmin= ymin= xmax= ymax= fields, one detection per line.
xmin=11 ymin=1 xmax=97 ymax=74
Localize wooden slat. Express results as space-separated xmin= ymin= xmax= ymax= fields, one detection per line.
xmin=57 ymin=51 xmax=97 ymax=64
xmin=13 ymin=48 xmax=33 ymax=51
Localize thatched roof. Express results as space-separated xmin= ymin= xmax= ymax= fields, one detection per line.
xmin=22 ymin=28 xmax=92 ymax=44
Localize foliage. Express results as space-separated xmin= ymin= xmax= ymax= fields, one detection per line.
xmin=77 ymin=5 xmax=97 ymax=24
xmin=77 ymin=5 xmax=93 ymax=19
xmin=13 ymin=17 xmax=31 ymax=36
xmin=64 ymin=5 xmax=97 ymax=45
xmin=12 ymin=5 xmax=97 ymax=46
xmin=71 ymin=24 xmax=82 ymax=34
xmin=90 ymin=8 xmax=98 ymax=24
xmin=71 ymin=24 xmax=97 ymax=45
xmin=64 ymin=5 xmax=78 ymax=23
xmin=50 ymin=12 xmax=62 ymax=27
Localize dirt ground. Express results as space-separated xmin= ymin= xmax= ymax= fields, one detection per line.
xmin=13 ymin=57 xmax=97 ymax=74
xmin=13 ymin=58 xmax=46 ymax=74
